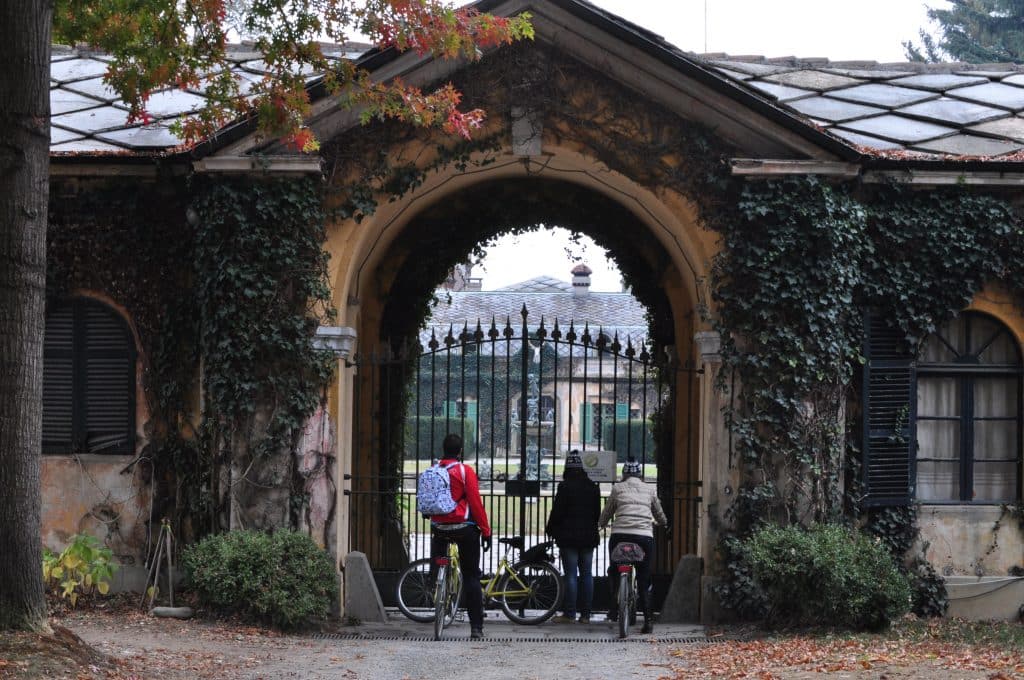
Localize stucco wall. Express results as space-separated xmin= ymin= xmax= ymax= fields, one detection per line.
xmin=917 ymin=504 xmax=1024 ymax=576
xmin=41 ymin=454 xmax=152 ymax=568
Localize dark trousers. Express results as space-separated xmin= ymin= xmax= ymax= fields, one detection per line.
xmin=431 ymin=524 xmax=484 ymax=629
xmin=607 ymin=533 xmax=655 ymax=611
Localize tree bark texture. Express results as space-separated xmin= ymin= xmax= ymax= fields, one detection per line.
xmin=0 ymin=0 xmax=53 ymax=631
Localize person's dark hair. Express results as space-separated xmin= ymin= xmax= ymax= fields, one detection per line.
xmin=442 ymin=433 xmax=463 ymax=458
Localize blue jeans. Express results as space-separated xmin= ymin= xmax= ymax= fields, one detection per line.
xmin=559 ymin=545 xmax=594 ymax=618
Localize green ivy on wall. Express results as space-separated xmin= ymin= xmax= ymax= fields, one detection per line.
xmin=190 ymin=176 xmax=337 ymax=530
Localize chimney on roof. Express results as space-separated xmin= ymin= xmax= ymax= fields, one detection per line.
xmin=571 ymin=264 xmax=592 ymax=297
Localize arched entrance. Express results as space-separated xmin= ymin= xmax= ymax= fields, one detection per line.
xmin=329 ymin=153 xmax=714 ymax=613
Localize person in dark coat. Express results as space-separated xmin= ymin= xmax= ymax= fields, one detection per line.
xmin=545 ymin=450 xmax=601 ymax=623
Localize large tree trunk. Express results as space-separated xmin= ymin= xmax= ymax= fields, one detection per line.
xmin=0 ymin=0 xmax=52 ymax=632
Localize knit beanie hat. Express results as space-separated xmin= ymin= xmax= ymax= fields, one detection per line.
xmin=564 ymin=450 xmax=583 ymax=470
xmin=622 ymin=456 xmax=642 ymax=477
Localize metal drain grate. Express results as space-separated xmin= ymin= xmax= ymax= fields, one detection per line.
xmin=313 ymin=633 xmax=711 ymax=644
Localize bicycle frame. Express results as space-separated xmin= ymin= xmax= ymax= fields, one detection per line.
xmin=397 ymin=535 xmax=561 ymax=628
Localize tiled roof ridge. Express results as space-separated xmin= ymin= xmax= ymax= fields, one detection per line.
xmin=698 ymin=52 xmax=1024 ymax=73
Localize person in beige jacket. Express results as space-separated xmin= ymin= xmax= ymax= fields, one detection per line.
xmin=598 ymin=456 xmax=667 ymax=633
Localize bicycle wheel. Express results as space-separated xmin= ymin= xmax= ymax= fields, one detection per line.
xmin=617 ymin=571 xmax=631 ymax=639
xmin=443 ymin=566 xmax=462 ymax=628
xmin=433 ymin=564 xmax=449 ymax=640
xmin=498 ymin=561 xmax=563 ymax=625
xmin=395 ymin=558 xmax=435 ymax=623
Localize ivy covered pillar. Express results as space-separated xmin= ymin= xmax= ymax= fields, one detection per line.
xmin=693 ymin=330 xmax=736 ymax=622
xmin=189 ymin=162 xmax=336 ymax=538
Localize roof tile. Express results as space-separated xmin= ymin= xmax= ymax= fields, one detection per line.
xmin=828 ymin=83 xmax=938 ymax=108
xmin=50 ymin=57 xmax=108 ymax=83
xmin=828 ymin=127 xmax=904 ymax=150
xmin=912 ymin=134 xmax=1022 ymax=157
xmin=51 ymin=138 xmax=128 ymax=153
xmin=51 ymin=89 xmax=105 ymax=115
xmin=789 ymin=96 xmax=886 ymax=122
xmin=968 ymin=115 xmax=1024 ymax=142
xmin=746 ymin=80 xmax=815 ymax=102
xmin=763 ymin=69 xmax=863 ymax=91
xmin=94 ymin=122 xmax=184 ymax=149
xmin=889 ymin=73 xmax=989 ymax=91
xmin=837 ymin=114 xmax=957 ymax=144
xmin=896 ymin=97 xmax=1007 ymax=126
xmin=52 ymin=106 xmax=137 ymax=134
xmin=948 ymin=82 xmax=1024 ymax=110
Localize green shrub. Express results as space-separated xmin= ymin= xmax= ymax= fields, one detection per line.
xmin=42 ymin=533 xmax=118 ymax=607
xmin=403 ymin=416 xmax=476 ymax=459
xmin=183 ymin=529 xmax=337 ymax=629
xmin=738 ymin=523 xmax=911 ymax=630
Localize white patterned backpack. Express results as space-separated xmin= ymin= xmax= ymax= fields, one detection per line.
xmin=416 ymin=462 xmax=461 ymax=515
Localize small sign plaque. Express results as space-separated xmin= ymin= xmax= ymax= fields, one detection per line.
xmin=576 ymin=450 xmax=617 ymax=482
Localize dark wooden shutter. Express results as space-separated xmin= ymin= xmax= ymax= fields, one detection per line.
xmin=42 ymin=305 xmax=75 ymax=453
xmin=42 ymin=299 xmax=135 ymax=455
xmin=861 ymin=313 xmax=916 ymax=506
xmin=83 ymin=303 xmax=135 ymax=454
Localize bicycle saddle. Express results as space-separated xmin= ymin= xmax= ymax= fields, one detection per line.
xmin=498 ymin=536 xmax=524 ymax=550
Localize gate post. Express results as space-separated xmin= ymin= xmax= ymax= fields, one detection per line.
xmin=693 ymin=330 xmax=736 ymax=623
xmin=332 ymin=351 xmax=356 ymax=618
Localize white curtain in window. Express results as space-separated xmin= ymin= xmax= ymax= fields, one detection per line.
xmin=973 ymin=377 xmax=1017 ymax=501
xmin=916 ymin=377 xmax=960 ymax=501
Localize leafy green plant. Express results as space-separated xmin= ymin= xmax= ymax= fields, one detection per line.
xmin=183 ymin=529 xmax=337 ymax=629
xmin=732 ymin=523 xmax=911 ymax=631
xmin=42 ymin=534 xmax=118 ymax=607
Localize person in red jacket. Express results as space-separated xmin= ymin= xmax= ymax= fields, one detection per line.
xmin=430 ymin=433 xmax=491 ymax=639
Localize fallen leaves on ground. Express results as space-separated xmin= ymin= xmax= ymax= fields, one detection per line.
xmin=669 ymin=629 xmax=1024 ymax=679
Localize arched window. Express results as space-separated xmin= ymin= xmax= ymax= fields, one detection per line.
xmin=42 ymin=298 xmax=136 ymax=455
xmin=916 ymin=312 xmax=1021 ymax=503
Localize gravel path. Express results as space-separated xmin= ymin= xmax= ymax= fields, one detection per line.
xmin=63 ymin=611 xmax=685 ymax=679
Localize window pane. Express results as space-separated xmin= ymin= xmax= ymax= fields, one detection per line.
xmin=972 ymin=461 xmax=1017 ymax=502
xmin=920 ymin=332 xmax=957 ymax=363
xmin=918 ymin=377 xmax=959 ymax=417
xmin=917 ymin=420 xmax=960 ymax=460
xmin=974 ymin=378 xmax=1017 ymax=417
xmin=970 ymin=317 xmax=1018 ymax=363
xmin=972 ymin=420 xmax=1017 ymax=461
xmin=917 ymin=460 xmax=959 ymax=501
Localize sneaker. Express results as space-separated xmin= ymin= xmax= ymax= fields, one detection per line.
xmin=470 ymin=627 xmax=484 ymax=639
xmin=551 ymin=614 xmax=575 ymax=623
xmin=578 ymin=616 xmax=591 ymax=624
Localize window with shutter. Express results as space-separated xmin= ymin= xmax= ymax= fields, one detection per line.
xmin=861 ymin=313 xmax=916 ymax=506
xmin=42 ymin=298 xmax=136 ymax=455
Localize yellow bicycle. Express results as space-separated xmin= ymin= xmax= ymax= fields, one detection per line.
xmin=396 ymin=536 xmax=563 ymax=632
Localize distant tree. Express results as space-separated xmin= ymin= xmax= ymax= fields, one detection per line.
xmin=904 ymin=0 xmax=1024 ymax=63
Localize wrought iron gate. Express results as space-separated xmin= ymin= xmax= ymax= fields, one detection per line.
xmin=348 ymin=306 xmax=700 ymax=605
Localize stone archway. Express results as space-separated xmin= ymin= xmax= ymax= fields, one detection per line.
xmin=326 ymin=143 xmax=720 ymax=617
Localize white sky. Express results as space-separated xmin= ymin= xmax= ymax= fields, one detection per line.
xmin=472 ymin=0 xmax=948 ymax=291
